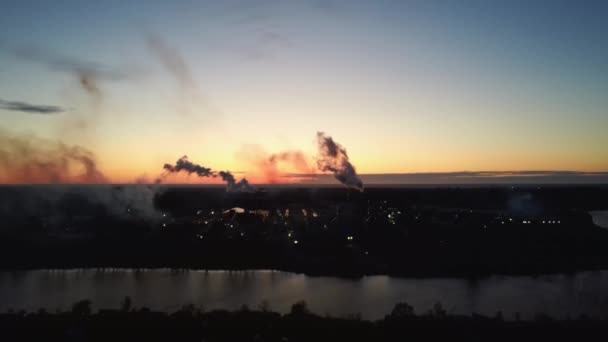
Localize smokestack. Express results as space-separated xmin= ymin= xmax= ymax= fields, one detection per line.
xmin=316 ymin=131 xmax=363 ymax=191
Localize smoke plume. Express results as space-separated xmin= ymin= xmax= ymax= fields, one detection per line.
xmin=146 ymin=33 xmax=219 ymax=117
xmin=146 ymin=34 xmax=197 ymax=92
xmin=162 ymin=155 xmax=214 ymax=177
xmin=270 ymin=151 xmax=314 ymax=174
xmin=13 ymin=46 xmax=137 ymax=100
xmin=0 ymin=130 xmax=107 ymax=184
xmin=161 ymin=156 xmax=253 ymax=192
xmin=316 ymin=131 xmax=363 ymax=191
xmin=237 ymin=145 xmax=315 ymax=184
xmin=218 ymin=171 xmax=254 ymax=192
xmin=0 ymin=185 xmax=162 ymax=224
xmin=0 ymin=129 xmax=162 ymax=220
xmin=263 ymin=150 xmax=315 ymax=183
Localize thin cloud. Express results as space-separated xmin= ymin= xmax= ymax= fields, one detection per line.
xmin=0 ymin=99 xmax=66 ymax=114
xmin=146 ymin=34 xmax=198 ymax=91
xmin=283 ymin=171 xmax=608 ymax=185
xmin=12 ymin=46 xmax=139 ymax=99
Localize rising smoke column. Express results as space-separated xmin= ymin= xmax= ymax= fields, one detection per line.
xmin=218 ymin=171 xmax=254 ymax=192
xmin=161 ymin=156 xmax=253 ymax=192
xmin=316 ymin=131 xmax=363 ymax=191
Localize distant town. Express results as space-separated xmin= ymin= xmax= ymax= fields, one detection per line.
xmin=1 ymin=186 xmax=608 ymax=277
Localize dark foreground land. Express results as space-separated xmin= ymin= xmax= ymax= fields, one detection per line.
xmin=1 ymin=185 xmax=608 ymax=277
xmin=2 ymin=299 xmax=607 ymax=342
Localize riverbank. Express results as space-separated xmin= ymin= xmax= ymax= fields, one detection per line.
xmin=2 ymin=299 xmax=607 ymax=342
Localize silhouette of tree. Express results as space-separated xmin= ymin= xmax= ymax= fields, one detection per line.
xmin=388 ymin=302 xmax=415 ymax=320
xmin=431 ymin=302 xmax=447 ymax=319
xmin=121 ymin=296 xmax=132 ymax=312
xmin=258 ymin=300 xmax=271 ymax=312
xmin=290 ymin=301 xmax=310 ymax=316
xmin=534 ymin=313 xmax=553 ymax=322
xmin=178 ymin=303 xmax=197 ymax=316
xmin=344 ymin=313 xmax=362 ymax=321
xmin=72 ymin=300 xmax=92 ymax=316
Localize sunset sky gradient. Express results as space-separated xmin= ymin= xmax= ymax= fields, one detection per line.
xmin=1 ymin=0 xmax=607 ymax=184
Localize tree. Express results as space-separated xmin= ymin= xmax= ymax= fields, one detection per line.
xmin=290 ymin=301 xmax=310 ymax=316
xmin=388 ymin=302 xmax=415 ymax=320
xmin=121 ymin=296 xmax=132 ymax=312
xmin=72 ymin=300 xmax=92 ymax=316
xmin=258 ymin=300 xmax=271 ymax=313
xmin=430 ymin=302 xmax=446 ymax=319
xmin=178 ymin=304 xmax=197 ymax=316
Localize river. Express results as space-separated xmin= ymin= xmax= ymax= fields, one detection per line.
xmin=591 ymin=211 xmax=608 ymax=229
xmin=1 ymin=269 xmax=608 ymax=320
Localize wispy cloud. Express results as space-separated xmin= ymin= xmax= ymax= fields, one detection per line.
xmin=146 ymin=34 xmax=197 ymax=92
xmin=0 ymin=99 xmax=66 ymax=114
xmin=12 ymin=46 xmax=139 ymax=100
xmin=283 ymin=171 xmax=608 ymax=185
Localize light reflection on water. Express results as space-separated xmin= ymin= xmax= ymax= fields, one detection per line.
xmin=590 ymin=211 xmax=608 ymax=229
xmin=1 ymin=269 xmax=608 ymax=320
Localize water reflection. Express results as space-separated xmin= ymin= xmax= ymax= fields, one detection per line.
xmin=590 ymin=211 xmax=608 ymax=229
xmin=1 ymin=270 xmax=608 ymax=320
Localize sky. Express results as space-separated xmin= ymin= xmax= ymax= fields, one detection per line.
xmin=1 ymin=0 xmax=607 ymax=185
